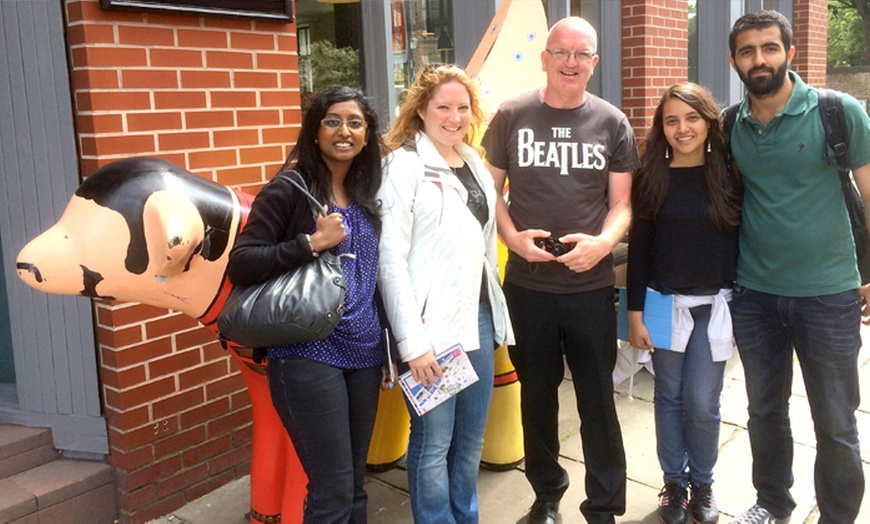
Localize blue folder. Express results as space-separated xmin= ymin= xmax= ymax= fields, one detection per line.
xmin=617 ymin=287 xmax=673 ymax=349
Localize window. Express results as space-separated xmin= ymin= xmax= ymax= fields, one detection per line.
xmin=391 ymin=0 xmax=455 ymax=113
xmin=295 ymin=0 xmax=363 ymax=113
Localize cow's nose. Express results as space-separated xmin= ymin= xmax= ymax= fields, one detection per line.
xmin=16 ymin=262 xmax=44 ymax=283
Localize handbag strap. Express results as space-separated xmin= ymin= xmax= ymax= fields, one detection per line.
xmin=276 ymin=170 xmax=327 ymax=218
xmin=275 ymin=169 xmax=357 ymax=262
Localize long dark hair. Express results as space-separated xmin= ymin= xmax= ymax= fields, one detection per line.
xmin=279 ymin=85 xmax=386 ymax=232
xmin=633 ymin=82 xmax=740 ymax=232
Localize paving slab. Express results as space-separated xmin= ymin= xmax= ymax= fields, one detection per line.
xmin=150 ymin=325 xmax=870 ymax=523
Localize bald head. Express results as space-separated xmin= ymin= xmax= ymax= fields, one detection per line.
xmin=548 ymin=17 xmax=598 ymax=53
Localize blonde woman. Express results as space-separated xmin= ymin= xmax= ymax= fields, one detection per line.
xmin=378 ymin=64 xmax=514 ymax=523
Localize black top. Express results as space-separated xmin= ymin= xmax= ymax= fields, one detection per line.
xmin=226 ymin=174 xmax=318 ymax=287
xmin=626 ymin=166 xmax=738 ymax=311
xmin=452 ymin=162 xmax=487 ymax=228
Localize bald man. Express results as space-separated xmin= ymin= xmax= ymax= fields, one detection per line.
xmin=483 ymin=16 xmax=639 ymax=524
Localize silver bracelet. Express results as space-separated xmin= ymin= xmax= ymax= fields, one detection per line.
xmin=304 ymin=234 xmax=319 ymax=258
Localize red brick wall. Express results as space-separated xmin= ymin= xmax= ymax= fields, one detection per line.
xmin=621 ymin=0 xmax=689 ymax=134
xmin=793 ymin=0 xmax=828 ymax=87
xmin=64 ymin=1 xmax=299 ymax=522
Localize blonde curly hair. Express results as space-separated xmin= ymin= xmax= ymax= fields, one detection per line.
xmin=383 ymin=63 xmax=486 ymax=157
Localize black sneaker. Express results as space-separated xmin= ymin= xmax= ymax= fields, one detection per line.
xmin=658 ymin=483 xmax=688 ymax=524
xmin=689 ymin=483 xmax=719 ymax=523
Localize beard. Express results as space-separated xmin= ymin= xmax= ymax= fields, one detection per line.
xmin=737 ymin=61 xmax=789 ymax=97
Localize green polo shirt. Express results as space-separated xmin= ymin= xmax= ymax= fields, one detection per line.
xmin=731 ymin=71 xmax=870 ymax=296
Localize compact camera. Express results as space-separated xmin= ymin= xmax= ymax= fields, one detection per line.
xmin=535 ymin=237 xmax=575 ymax=257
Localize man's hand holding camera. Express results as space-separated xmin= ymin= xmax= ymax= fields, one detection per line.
xmin=506 ymin=227 xmax=611 ymax=273
xmin=551 ymin=232 xmax=612 ymax=273
xmin=502 ymin=228 xmax=557 ymax=263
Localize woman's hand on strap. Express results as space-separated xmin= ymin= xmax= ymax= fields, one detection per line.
xmin=309 ymin=207 xmax=346 ymax=252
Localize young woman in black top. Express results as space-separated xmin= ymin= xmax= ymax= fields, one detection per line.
xmin=627 ymin=82 xmax=740 ymax=524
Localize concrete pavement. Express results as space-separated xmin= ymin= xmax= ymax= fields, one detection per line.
xmin=149 ymin=325 xmax=870 ymax=523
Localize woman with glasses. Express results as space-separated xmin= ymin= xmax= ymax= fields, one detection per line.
xmin=227 ymin=85 xmax=392 ymax=523
xmin=627 ymin=82 xmax=740 ymax=524
xmin=378 ymin=64 xmax=514 ymax=523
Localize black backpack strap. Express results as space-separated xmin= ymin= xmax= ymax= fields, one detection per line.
xmin=722 ymin=103 xmax=739 ymax=140
xmin=818 ymin=88 xmax=850 ymax=173
xmin=817 ymin=88 xmax=855 ymax=205
xmin=722 ymin=102 xmax=741 ymax=179
xmin=818 ymin=89 xmax=870 ymax=283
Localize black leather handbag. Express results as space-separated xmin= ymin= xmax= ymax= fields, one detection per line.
xmin=217 ymin=171 xmax=350 ymax=348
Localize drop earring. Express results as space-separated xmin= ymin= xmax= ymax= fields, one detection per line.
xmin=706 ymin=138 xmax=711 ymax=153
xmin=665 ymin=146 xmax=669 ymax=159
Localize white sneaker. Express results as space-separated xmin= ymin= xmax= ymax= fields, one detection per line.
xmin=729 ymin=504 xmax=791 ymax=524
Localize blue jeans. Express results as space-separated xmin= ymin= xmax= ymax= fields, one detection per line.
xmin=730 ymin=285 xmax=864 ymax=523
xmin=268 ymin=357 xmax=381 ymax=524
xmin=404 ymin=303 xmax=495 ymax=524
xmin=651 ymin=304 xmax=725 ymax=488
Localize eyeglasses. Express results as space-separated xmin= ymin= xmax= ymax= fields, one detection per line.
xmin=546 ymin=49 xmax=597 ymax=63
xmin=320 ymin=118 xmax=368 ymax=131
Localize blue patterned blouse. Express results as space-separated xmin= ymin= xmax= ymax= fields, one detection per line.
xmin=268 ymin=200 xmax=383 ymax=369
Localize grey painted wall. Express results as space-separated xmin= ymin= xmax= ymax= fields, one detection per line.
xmin=0 ymin=0 xmax=107 ymax=455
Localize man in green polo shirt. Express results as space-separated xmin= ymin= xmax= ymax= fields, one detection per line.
xmin=726 ymin=10 xmax=870 ymax=524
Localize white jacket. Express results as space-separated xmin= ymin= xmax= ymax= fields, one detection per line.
xmin=378 ymin=132 xmax=514 ymax=362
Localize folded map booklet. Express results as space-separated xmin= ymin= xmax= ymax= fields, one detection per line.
xmin=399 ymin=343 xmax=479 ymax=416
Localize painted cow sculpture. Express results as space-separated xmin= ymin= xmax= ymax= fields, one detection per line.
xmin=16 ymin=157 xmax=306 ymax=523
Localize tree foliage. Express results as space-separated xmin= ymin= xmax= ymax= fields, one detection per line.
xmin=829 ymin=0 xmax=870 ymax=65
xmin=308 ymin=40 xmax=361 ymax=91
xmin=300 ymin=40 xmax=361 ymax=114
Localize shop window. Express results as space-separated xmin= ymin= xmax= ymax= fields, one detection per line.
xmin=295 ymin=0 xmax=363 ymax=113
xmin=391 ymin=0 xmax=454 ymax=112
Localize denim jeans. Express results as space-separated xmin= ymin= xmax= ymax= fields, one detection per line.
xmin=505 ymin=282 xmax=626 ymax=524
xmin=730 ymin=285 xmax=863 ymax=523
xmin=404 ymin=302 xmax=495 ymax=524
xmin=651 ymin=304 xmax=726 ymax=488
xmin=268 ymin=357 xmax=381 ymax=524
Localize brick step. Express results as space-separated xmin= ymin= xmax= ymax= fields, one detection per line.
xmin=0 ymin=424 xmax=56 ymax=478
xmin=0 ymin=425 xmax=116 ymax=523
xmin=0 ymin=458 xmax=116 ymax=523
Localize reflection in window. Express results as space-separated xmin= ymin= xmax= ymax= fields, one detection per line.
xmin=391 ymin=0 xmax=454 ymax=115
xmin=296 ymin=0 xmax=362 ymax=114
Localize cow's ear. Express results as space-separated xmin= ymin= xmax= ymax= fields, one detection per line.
xmin=143 ymin=190 xmax=205 ymax=277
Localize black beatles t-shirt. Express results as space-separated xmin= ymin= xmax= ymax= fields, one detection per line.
xmin=483 ymin=90 xmax=640 ymax=294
